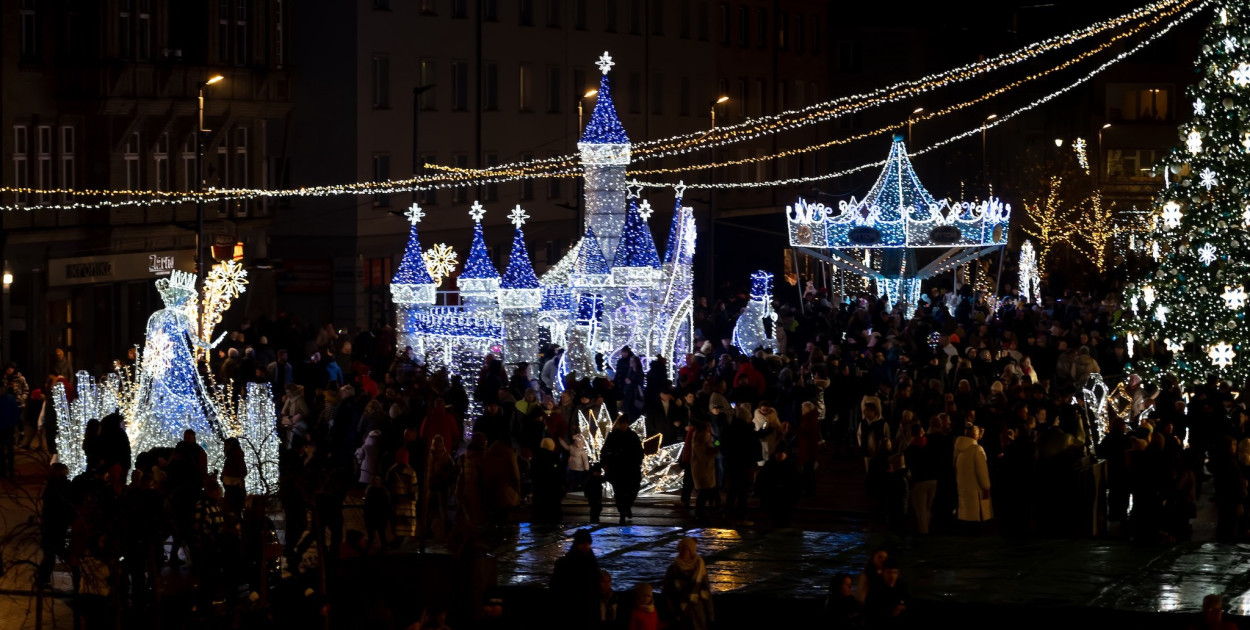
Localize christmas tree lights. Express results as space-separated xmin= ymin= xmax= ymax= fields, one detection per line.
xmin=1120 ymin=0 xmax=1250 ymax=384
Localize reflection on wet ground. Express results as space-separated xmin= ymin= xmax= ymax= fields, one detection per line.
xmin=484 ymin=523 xmax=1250 ymax=614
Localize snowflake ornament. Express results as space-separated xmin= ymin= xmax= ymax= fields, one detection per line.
xmin=206 ymin=260 xmax=248 ymax=299
xmin=1226 ymin=37 xmax=1241 ymax=53
xmin=1224 ymin=285 xmax=1248 ymax=310
xmin=595 ymin=51 xmax=615 ymax=74
xmin=1161 ymin=201 xmax=1183 ymax=228
xmin=468 ymin=200 xmax=486 ymax=223
xmin=1194 ymin=99 xmax=1206 ymax=116
xmin=1187 ymin=130 xmax=1203 ymax=154
xmin=405 ymin=203 xmax=426 ymax=225
xmin=1154 ymin=304 xmax=1169 ymax=324
xmin=637 ymin=199 xmax=654 ymax=221
xmin=1142 ymin=284 xmax=1156 ymax=307
xmin=1199 ymin=167 xmax=1218 ymax=190
xmin=1208 ymin=341 xmax=1237 ymax=368
xmin=508 ymin=204 xmax=529 ymax=228
xmin=423 ymin=243 xmax=458 ymax=287
xmin=1198 ymin=242 xmax=1218 ymax=266
xmin=1243 ymin=205 xmax=1250 ymax=227
xmin=1233 ymin=63 xmax=1250 ymax=87
xmin=1165 ymin=338 xmax=1184 ymax=354
xmin=1244 ymin=132 xmax=1250 ymax=153
xmin=144 ymin=330 xmax=174 ymax=377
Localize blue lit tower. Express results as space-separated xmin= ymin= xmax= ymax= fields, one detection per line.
xmin=732 ymin=271 xmax=777 ymax=354
xmin=578 ymin=51 xmax=630 ymax=261
xmin=611 ymin=198 xmax=662 ymax=285
xmin=650 ymin=184 xmax=697 ymax=364
xmin=459 ymin=201 xmax=501 ymax=304
xmin=500 ymin=205 xmax=542 ymax=373
xmin=391 ymin=203 xmax=438 ymax=354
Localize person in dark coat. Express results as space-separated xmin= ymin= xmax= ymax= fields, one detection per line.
xmin=756 ymin=442 xmax=800 ymax=527
xmin=550 ymin=529 xmax=601 ymax=630
xmin=723 ymin=405 xmax=763 ymax=523
xmin=0 ymin=387 xmax=19 ymax=478
xmin=37 ymin=463 xmax=74 ymax=587
xmin=530 ymin=438 xmax=564 ymax=524
xmin=600 ymin=417 xmax=644 ymax=523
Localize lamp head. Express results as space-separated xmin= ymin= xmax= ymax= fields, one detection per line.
xmin=206 ymin=75 xmax=224 ymax=85
xmin=1102 ymin=123 xmax=1112 ymax=130
xmin=716 ymin=96 xmax=730 ymax=104
xmin=912 ymin=107 xmax=924 ymax=114
xmin=583 ymin=89 xmax=598 ymax=98
xmin=1054 ymin=138 xmax=1064 ymax=147
xmin=986 ymin=114 xmax=997 ymax=121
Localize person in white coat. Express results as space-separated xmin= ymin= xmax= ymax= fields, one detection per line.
xmin=355 ymin=429 xmax=383 ymax=485
xmin=953 ymin=424 xmax=992 ymax=527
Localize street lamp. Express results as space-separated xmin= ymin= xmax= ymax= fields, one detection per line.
xmin=577 ymin=89 xmax=599 ymax=135
xmin=710 ymin=95 xmax=729 ymax=130
xmin=981 ymin=113 xmax=997 ymax=182
xmin=196 ymin=74 xmax=224 ymax=282
xmin=1098 ymin=123 xmax=1111 ymax=179
xmin=907 ymin=107 xmax=924 ymax=144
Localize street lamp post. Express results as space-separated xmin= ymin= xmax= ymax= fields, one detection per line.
xmin=577 ymin=89 xmax=598 ymax=136
xmin=1098 ymin=123 xmax=1111 ymax=180
xmin=907 ymin=107 xmax=924 ymax=145
xmin=575 ymin=89 xmax=598 ymax=229
xmin=706 ymin=95 xmax=728 ymax=294
xmin=710 ymin=95 xmax=729 ymax=130
xmin=981 ymin=113 xmax=997 ymax=183
xmin=196 ymin=74 xmax=224 ymax=282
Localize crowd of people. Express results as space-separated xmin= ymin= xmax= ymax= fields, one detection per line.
xmin=9 ymin=278 xmax=1250 ymax=627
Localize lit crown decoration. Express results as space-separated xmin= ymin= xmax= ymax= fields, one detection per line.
xmin=786 ymin=136 xmax=1011 ymax=249
xmin=578 ymin=51 xmax=630 ymax=165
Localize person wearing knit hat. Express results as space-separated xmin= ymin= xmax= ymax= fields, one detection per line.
xmin=708 ymin=392 xmax=731 ymax=415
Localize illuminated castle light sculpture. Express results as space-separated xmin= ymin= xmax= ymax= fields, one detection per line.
xmin=393 ymin=51 xmax=702 ymax=443
xmin=786 ymin=135 xmax=1011 ymax=309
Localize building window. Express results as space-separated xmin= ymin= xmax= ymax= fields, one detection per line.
xmin=679 ymin=77 xmax=691 ymax=116
xmin=452 ymin=61 xmax=469 ymax=111
xmin=137 ymin=0 xmax=151 ymax=60
xmin=217 ymin=0 xmax=229 ymax=63
xmin=35 ymin=126 xmax=51 ymax=202
xmin=1106 ymin=149 xmax=1164 ymax=179
xmin=719 ymin=3 xmax=729 ymax=44
xmin=519 ymin=65 xmax=534 ymax=112
xmin=19 ymin=0 xmax=38 ymax=61
xmin=483 ymin=62 xmax=499 ymax=111
xmin=575 ymin=0 xmax=586 ymax=29
xmin=452 ymin=0 xmax=468 ymax=18
xmin=838 ymin=41 xmax=862 ymax=73
xmin=738 ymin=6 xmax=749 ymax=47
xmin=484 ymin=0 xmax=497 ymax=21
xmin=452 ymin=155 xmax=469 ymax=203
xmin=372 ymin=55 xmax=390 ymax=108
xmin=181 ymin=133 xmax=196 ymax=192
xmin=796 ymin=14 xmax=805 ymax=52
xmin=651 ymin=73 xmax=664 ymax=115
xmin=125 ymin=132 xmax=142 ymax=190
xmin=628 ymin=72 xmax=642 ymax=115
xmin=214 ymin=146 xmax=228 ymax=211
xmin=757 ymin=8 xmax=767 ymax=49
xmin=520 ymin=153 xmax=534 ymax=200
xmin=736 ymin=78 xmax=747 ymax=118
xmin=419 ymin=60 xmax=437 ymax=110
xmin=520 ymin=0 xmax=534 ymax=25
xmin=12 ymin=126 xmax=28 ymax=204
xmin=651 ymin=0 xmax=663 ymax=34
xmin=235 ymin=0 xmax=249 ymax=65
xmin=812 ymin=20 xmax=820 ymax=53
xmin=754 ymin=78 xmax=765 ymax=116
xmin=1108 ymin=86 xmax=1171 ymax=121
xmin=547 ymin=66 xmax=562 ymax=113
xmin=484 ymin=153 xmax=499 ymax=201
xmin=605 ymin=0 xmax=617 ymax=32
xmin=419 ymin=154 xmax=437 ymax=204
xmin=697 ymin=0 xmax=709 ymax=40
xmin=629 ymin=0 xmax=642 ymax=34
xmin=372 ymin=154 xmax=391 ymax=206
xmin=120 ymin=0 xmax=133 ymax=58
xmin=154 ymin=132 xmax=169 ymax=191
xmin=59 ymin=126 xmax=75 ymax=198
xmin=547 ymin=0 xmax=561 ymax=27
xmin=419 ymin=0 xmax=436 ymax=14
xmin=275 ymin=0 xmax=285 ymax=67
xmin=373 ymin=0 xmax=390 ymax=9
xmin=776 ymin=11 xmax=787 ymax=50
xmin=680 ymin=0 xmax=691 ymax=38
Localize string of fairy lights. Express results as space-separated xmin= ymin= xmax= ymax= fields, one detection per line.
xmin=0 ymin=0 xmax=1203 ymax=211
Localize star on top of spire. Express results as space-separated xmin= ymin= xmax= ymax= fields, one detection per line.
xmin=626 ymin=180 xmax=643 ymax=199
xmin=596 ymin=51 xmax=614 ymax=75
xmin=405 ymin=203 xmax=426 ymax=225
xmin=468 ymin=200 xmax=486 ymax=223
xmin=637 ymin=200 xmax=654 ymax=221
xmin=673 ymin=180 xmax=687 ymax=199
xmin=509 ymin=204 xmax=529 ymax=228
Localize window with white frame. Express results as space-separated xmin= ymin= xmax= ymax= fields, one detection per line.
xmin=235 ymin=0 xmax=249 ymax=65
xmin=483 ymin=62 xmax=498 ymax=111
xmin=120 ymin=0 xmax=133 ymax=58
xmin=138 ymin=0 xmax=151 ymax=60
xmin=218 ymin=0 xmax=230 ymax=63
xmin=373 ymin=55 xmax=390 ymax=108
xmin=233 ymin=127 xmax=248 ymax=215
xmin=452 ymin=61 xmax=468 ymax=111
xmin=520 ymin=153 xmax=534 ymax=200
xmin=19 ymin=0 xmax=38 ymax=61
xmin=59 ymin=126 xmax=75 ymax=200
xmin=548 ymin=152 xmax=562 ymax=199
xmin=418 ymin=60 xmax=437 ymax=109
xmin=12 ymin=126 xmax=28 ymax=204
xmin=372 ymin=153 xmax=390 ymax=207
xmin=547 ymin=66 xmax=561 ymax=113
xmin=275 ymin=0 xmax=284 ymax=67
xmin=418 ymin=154 xmax=437 ymax=205
xmin=215 ymin=145 xmax=228 ymax=215
xmin=519 ymin=65 xmax=533 ymax=112
xmin=125 ymin=132 xmax=142 ymax=191
xmin=181 ymin=133 xmax=196 ymax=192
xmin=36 ymin=126 xmax=51 ymax=202
xmin=154 ymin=132 xmax=169 ymax=191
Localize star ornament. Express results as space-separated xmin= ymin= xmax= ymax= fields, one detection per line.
xmin=1233 ymin=63 xmax=1250 ymax=87
xmin=1224 ymin=285 xmax=1248 ymax=310
xmin=468 ymin=200 xmax=486 ymax=223
xmin=508 ymin=204 xmax=529 ymax=228
xmin=637 ymin=199 xmax=654 ymax=221
xmin=1198 ymin=242 xmax=1218 ymax=266
xmin=626 ymin=180 xmax=644 ymax=199
xmin=596 ymin=51 xmax=614 ymax=75
xmin=674 ymin=180 xmax=687 ymax=200
xmin=1208 ymin=341 xmax=1237 ymax=369
xmin=405 ymin=203 xmax=426 ymax=225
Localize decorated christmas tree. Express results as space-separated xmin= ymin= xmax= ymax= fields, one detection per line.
xmin=1122 ymin=4 xmax=1250 ymax=385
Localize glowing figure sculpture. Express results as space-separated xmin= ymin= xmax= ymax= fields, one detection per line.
xmin=732 ymin=271 xmax=778 ymax=354
xmin=1019 ymin=239 xmax=1041 ymax=302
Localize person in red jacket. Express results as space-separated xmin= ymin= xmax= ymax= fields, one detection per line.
xmin=420 ymin=398 xmax=461 ymax=453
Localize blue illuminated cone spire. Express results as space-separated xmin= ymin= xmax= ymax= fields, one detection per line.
xmin=613 ymin=199 xmax=661 ymax=269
